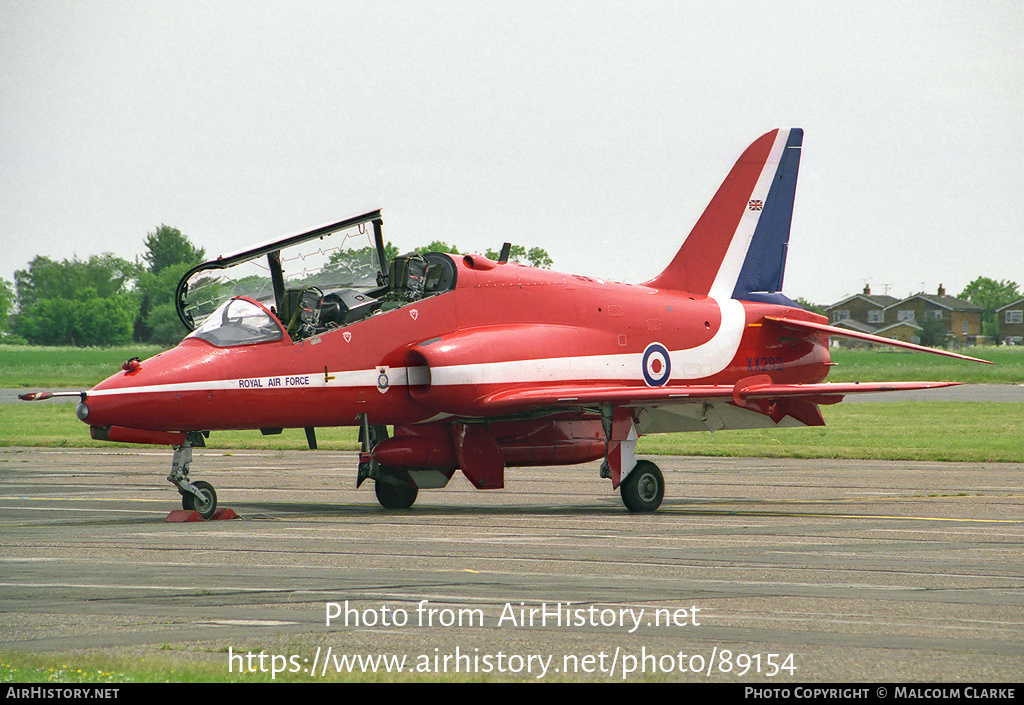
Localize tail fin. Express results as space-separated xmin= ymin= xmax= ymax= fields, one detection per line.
xmin=645 ymin=128 xmax=803 ymax=304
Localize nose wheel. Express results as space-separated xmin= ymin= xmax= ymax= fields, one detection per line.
xmin=181 ymin=480 xmax=218 ymax=519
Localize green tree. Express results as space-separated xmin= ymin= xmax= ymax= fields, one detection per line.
xmin=958 ymin=276 xmax=1020 ymax=338
xmin=918 ymin=316 xmax=949 ymax=348
xmin=143 ymin=225 xmax=205 ymax=275
xmin=413 ymin=241 xmax=460 ymax=255
xmin=526 ymin=247 xmax=553 ymax=269
xmin=0 ymin=278 xmax=13 ymax=333
xmin=14 ymin=254 xmax=139 ymax=310
xmin=12 ymin=280 xmax=137 ymax=346
xmin=135 ymin=261 xmax=201 ymax=345
xmin=135 ymin=227 xmax=206 ymax=343
xmin=793 ymin=298 xmax=826 ymax=316
xmin=12 ymin=255 xmax=140 ymax=346
xmin=144 ymin=301 xmax=189 ymax=346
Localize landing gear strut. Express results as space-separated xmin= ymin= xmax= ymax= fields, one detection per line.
xmin=167 ymin=436 xmax=218 ymax=519
xmin=599 ymin=405 xmax=663 ymax=512
xmin=357 ymin=415 xmax=418 ymax=510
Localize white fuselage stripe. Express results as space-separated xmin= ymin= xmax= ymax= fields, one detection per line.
xmin=427 ymin=298 xmax=744 ymax=386
xmin=88 ymin=299 xmax=746 ymax=397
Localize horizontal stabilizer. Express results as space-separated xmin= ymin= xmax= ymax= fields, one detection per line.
xmin=763 ymin=316 xmax=993 ymax=364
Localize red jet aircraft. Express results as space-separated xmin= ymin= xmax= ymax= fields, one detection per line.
xmin=22 ymin=128 xmax=987 ymax=515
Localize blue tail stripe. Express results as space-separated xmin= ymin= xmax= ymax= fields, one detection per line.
xmin=731 ymin=128 xmax=803 ymax=301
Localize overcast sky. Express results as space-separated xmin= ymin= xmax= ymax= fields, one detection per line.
xmin=2 ymin=1 xmax=1021 ymax=306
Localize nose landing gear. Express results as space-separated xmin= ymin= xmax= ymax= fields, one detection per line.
xmin=168 ymin=436 xmax=219 ymax=520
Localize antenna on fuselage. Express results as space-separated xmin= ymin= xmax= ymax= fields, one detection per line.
xmin=498 ymin=242 xmax=512 ymax=264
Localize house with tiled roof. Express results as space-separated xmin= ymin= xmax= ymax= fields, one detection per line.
xmin=997 ymin=298 xmax=1024 ymax=344
xmin=883 ymin=285 xmax=983 ymax=345
xmin=824 ymin=285 xmax=898 ymax=330
xmin=824 ymin=284 xmax=983 ymax=347
xmin=871 ymin=320 xmax=924 ymax=345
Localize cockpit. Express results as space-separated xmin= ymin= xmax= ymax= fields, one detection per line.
xmin=275 ymin=251 xmax=457 ymax=340
xmin=175 ymin=211 xmax=458 ymax=344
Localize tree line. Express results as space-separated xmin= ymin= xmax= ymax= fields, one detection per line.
xmin=0 ymin=226 xmax=204 ymax=347
xmin=1 ymin=223 xmax=1014 ymax=348
xmin=0 ymin=228 xmax=554 ymax=347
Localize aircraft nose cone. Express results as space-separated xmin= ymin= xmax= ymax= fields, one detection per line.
xmin=82 ymin=340 xmax=221 ymax=431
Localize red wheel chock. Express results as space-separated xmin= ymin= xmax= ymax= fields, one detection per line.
xmin=165 ymin=508 xmax=240 ymax=522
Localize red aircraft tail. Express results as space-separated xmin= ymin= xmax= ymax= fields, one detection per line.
xmin=645 ymin=128 xmax=803 ymax=306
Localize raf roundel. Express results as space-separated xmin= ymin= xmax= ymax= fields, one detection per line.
xmin=641 ymin=343 xmax=672 ymax=387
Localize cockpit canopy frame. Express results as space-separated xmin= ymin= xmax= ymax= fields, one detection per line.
xmin=175 ymin=210 xmax=387 ymax=333
xmin=175 ymin=210 xmax=458 ymax=343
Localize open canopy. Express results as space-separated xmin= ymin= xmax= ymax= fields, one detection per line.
xmin=175 ymin=210 xmax=386 ymax=332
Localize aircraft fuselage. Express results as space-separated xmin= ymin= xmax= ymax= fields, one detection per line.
xmin=81 ymin=255 xmax=832 ymax=437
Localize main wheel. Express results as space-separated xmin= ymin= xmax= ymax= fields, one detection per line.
xmin=374 ymin=472 xmax=418 ymax=509
xmin=620 ymin=460 xmax=664 ymax=512
xmin=182 ymin=480 xmax=218 ymax=519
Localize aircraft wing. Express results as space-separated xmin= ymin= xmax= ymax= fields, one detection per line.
xmin=473 ymin=377 xmax=961 ymax=416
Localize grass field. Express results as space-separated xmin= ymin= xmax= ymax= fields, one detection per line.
xmin=0 ymin=344 xmax=168 ymax=388
xmin=2 ymin=344 xmax=1022 ymax=462
xmin=825 ymin=345 xmax=1024 ymax=384
xmin=4 ymin=399 xmax=1022 ymax=462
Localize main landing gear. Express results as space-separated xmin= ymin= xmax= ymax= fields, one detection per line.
xmin=168 ymin=436 xmax=219 ymax=519
xmin=619 ymin=460 xmax=665 ymax=513
xmin=600 ymin=405 xmax=665 ymax=513
xmin=373 ymin=469 xmax=419 ymax=510
xmin=357 ymin=418 xmax=420 ymax=510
